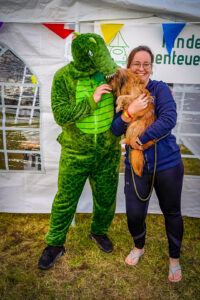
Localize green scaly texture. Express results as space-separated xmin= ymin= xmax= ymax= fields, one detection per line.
xmin=76 ymin=72 xmax=114 ymax=134
xmin=45 ymin=33 xmax=121 ymax=246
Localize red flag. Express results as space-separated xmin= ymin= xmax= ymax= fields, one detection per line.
xmin=43 ymin=23 xmax=74 ymax=39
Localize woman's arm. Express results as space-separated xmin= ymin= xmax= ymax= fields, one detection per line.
xmin=111 ymin=93 xmax=149 ymax=137
xmin=110 ymin=111 xmax=128 ymax=136
xmin=139 ymin=82 xmax=177 ymax=144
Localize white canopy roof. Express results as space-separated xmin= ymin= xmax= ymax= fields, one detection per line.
xmin=0 ymin=0 xmax=200 ymax=23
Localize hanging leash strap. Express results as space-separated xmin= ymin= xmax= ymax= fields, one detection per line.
xmin=129 ymin=133 xmax=169 ymax=202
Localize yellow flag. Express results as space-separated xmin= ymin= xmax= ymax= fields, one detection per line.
xmin=31 ymin=75 xmax=37 ymax=84
xmin=100 ymin=24 xmax=124 ymax=45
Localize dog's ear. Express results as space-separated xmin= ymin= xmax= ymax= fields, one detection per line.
xmin=109 ymin=77 xmax=118 ymax=95
xmin=120 ymin=73 xmax=127 ymax=93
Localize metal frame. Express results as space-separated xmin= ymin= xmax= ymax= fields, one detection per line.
xmin=0 ymin=42 xmax=43 ymax=172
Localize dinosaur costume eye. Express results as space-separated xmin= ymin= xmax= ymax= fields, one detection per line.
xmin=89 ymin=50 xmax=93 ymax=56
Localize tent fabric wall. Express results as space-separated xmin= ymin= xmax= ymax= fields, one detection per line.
xmin=0 ymin=21 xmax=200 ymax=217
xmin=0 ymin=0 xmax=200 ymax=23
xmin=1 ymin=173 xmax=200 ymax=218
xmin=0 ymin=1 xmax=200 ymax=217
xmin=0 ymin=23 xmax=64 ymax=213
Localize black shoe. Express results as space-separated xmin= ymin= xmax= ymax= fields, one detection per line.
xmin=89 ymin=232 xmax=113 ymax=253
xmin=38 ymin=245 xmax=66 ymax=270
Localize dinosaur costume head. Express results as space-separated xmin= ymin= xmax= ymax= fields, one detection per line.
xmin=71 ymin=32 xmax=118 ymax=77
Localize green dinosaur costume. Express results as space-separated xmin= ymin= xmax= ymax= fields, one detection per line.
xmin=45 ymin=33 xmax=121 ymax=246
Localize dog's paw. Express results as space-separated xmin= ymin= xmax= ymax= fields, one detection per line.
xmin=116 ymin=106 xmax=122 ymax=113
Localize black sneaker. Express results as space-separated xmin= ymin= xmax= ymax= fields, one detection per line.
xmin=89 ymin=232 xmax=113 ymax=253
xmin=38 ymin=245 xmax=66 ymax=270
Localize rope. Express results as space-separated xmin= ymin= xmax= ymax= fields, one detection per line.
xmin=130 ymin=133 xmax=169 ymax=202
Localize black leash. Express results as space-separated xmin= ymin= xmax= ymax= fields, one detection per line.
xmin=129 ymin=133 xmax=169 ymax=201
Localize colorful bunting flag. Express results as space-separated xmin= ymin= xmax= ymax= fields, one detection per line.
xmin=0 ymin=22 xmax=3 ymax=29
xmin=162 ymin=23 xmax=186 ymax=56
xmin=43 ymin=23 xmax=74 ymax=39
xmin=100 ymin=24 xmax=124 ymax=45
xmin=31 ymin=75 xmax=37 ymax=84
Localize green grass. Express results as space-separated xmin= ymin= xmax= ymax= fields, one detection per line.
xmin=0 ymin=213 xmax=199 ymax=300
xmin=180 ymin=145 xmax=200 ymax=176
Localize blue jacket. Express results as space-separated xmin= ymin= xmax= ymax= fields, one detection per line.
xmin=111 ymin=79 xmax=182 ymax=173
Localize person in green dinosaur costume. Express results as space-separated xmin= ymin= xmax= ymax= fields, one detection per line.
xmin=38 ymin=33 xmax=121 ymax=270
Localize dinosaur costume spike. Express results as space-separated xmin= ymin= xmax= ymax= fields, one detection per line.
xmin=45 ymin=33 xmax=121 ymax=246
xmin=89 ymin=37 xmax=96 ymax=44
xmin=73 ymin=31 xmax=81 ymax=36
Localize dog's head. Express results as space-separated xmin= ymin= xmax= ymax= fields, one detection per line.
xmin=109 ymin=68 xmax=145 ymax=97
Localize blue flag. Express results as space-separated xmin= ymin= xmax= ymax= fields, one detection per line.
xmin=162 ymin=23 xmax=186 ymax=56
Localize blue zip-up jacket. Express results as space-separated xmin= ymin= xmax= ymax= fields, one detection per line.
xmin=111 ymin=79 xmax=182 ymax=173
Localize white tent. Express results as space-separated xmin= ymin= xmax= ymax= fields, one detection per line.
xmin=1 ymin=0 xmax=200 ymax=23
xmin=0 ymin=0 xmax=200 ymax=217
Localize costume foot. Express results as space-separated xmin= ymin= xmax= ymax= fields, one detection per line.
xmin=38 ymin=245 xmax=66 ymax=270
xmin=89 ymin=232 xmax=113 ymax=253
xmin=125 ymin=249 xmax=144 ymax=266
xmin=168 ymin=265 xmax=182 ymax=282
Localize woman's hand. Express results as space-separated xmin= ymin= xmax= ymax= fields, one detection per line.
xmin=130 ymin=137 xmax=143 ymax=150
xmin=93 ymin=84 xmax=112 ymax=103
xmin=128 ymin=93 xmax=149 ymax=115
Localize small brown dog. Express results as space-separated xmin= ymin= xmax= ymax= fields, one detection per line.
xmin=109 ymin=68 xmax=156 ymax=176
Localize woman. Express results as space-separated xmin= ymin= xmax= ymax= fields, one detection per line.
xmin=111 ymin=45 xmax=184 ymax=282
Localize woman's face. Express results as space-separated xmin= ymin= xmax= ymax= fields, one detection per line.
xmin=129 ymin=50 xmax=152 ymax=85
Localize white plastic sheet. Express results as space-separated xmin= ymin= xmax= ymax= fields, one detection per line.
xmin=0 ymin=22 xmax=200 ymax=217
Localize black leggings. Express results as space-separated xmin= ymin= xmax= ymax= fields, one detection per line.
xmin=125 ymin=162 xmax=184 ymax=258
